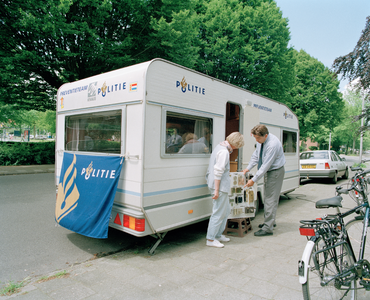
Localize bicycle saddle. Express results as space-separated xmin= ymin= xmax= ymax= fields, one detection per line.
xmin=315 ymin=196 xmax=343 ymax=208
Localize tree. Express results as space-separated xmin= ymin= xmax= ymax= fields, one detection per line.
xmin=1 ymin=0 xmax=295 ymax=111
xmin=333 ymin=16 xmax=370 ymax=93
xmin=0 ymin=0 xmax=165 ymax=110
xmin=150 ymin=0 xmax=201 ymax=68
xmin=287 ymin=50 xmax=344 ymax=140
xmin=193 ymin=0 xmax=295 ymax=103
xmin=334 ymin=89 xmax=364 ymax=153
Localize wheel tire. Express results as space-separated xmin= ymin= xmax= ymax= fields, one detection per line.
xmin=302 ymin=237 xmax=357 ymax=300
xmin=342 ymin=168 xmax=349 ymax=179
xmin=331 ymin=172 xmax=338 ymax=184
xmin=346 ymin=218 xmax=370 ymax=261
xmin=345 ymin=219 xmax=370 ymax=299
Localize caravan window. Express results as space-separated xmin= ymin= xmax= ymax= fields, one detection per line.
xmin=65 ymin=110 xmax=121 ymax=153
xmin=282 ymin=130 xmax=297 ymax=153
xmin=165 ymin=112 xmax=212 ymax=155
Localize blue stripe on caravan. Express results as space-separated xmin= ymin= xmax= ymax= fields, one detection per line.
xmin=117 ymin=184 xmax=208 ymax=197
xmin=116 ymin=189 xmax=141 ymax=197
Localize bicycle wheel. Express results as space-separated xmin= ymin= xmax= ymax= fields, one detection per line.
xmin=302 ymin=237 xmax=357 ymax=300
xmin=338 ymin=181 xmax=365 ymax=209
xmin=346 ymin=218 xmax=370 ymax=300
xmin=346 ymin=218 xmax=370 ymax=261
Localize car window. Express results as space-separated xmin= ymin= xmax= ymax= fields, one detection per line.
xmin=335 ymin=152 xmax=343 ymax=161
xmin=300 ymin=153 xmax=307 ymax=159
xmin=300 ymin=153 xmax=312 ymax=159
xmin=331 ymin=152 xmax=338 ymax=161
xmin=311 ymin=152 xmax=328 ymax=159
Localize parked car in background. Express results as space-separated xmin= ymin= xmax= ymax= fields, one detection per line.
xmin=300 ymin=150 xmax=348 ymax=184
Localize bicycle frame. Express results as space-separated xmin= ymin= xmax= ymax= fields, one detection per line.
xmin=299 ymin=170 xmax=370 ymax=287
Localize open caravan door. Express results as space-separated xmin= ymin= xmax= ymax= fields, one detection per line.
xmin=241 ymin=105 xmax=260 ymax=212
xmin=242 ymin=105 xmax=260 ymax=169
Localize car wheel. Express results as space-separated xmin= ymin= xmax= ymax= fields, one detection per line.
xmin=331 ymin=172 xmax=338 ymax=184
xmin=342 ymin=167 xmax=349 ymax=179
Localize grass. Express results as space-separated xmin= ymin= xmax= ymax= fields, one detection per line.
xmin=352 ymin=162 xmax=367 ymax=168
xmin=0 ymin=281 xmax=24 ymax=296
xmin=36 ymin=270 xmax=69 ymax=283
xmin=0 ymin=270 xmax=69 ymax=296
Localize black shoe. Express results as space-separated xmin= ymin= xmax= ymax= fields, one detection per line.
xmin=258 ymin=223 xmax=277 ymax=228
xmin=254 ymin=229 xmax=273 ymax=236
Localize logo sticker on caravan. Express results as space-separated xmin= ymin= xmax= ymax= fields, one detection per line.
xmin=253 ymin=104 xmax=272 ymax=112
xmin=129 ymin=82 xmax=137 ymax=92
xmin=59 ymin=85 xmax=88 ymax=96
xmin=283 ymin=111 xmax=293 ymax=119
xmin=98 ymin=81 xmax=127 ymax=97
xmin=176 ymin=76 xmax=205 ymax=95
xmin=87 ymin=82 xmax=97 ymax=101
xmin=60 ymin=97 xmax=64 ymax=109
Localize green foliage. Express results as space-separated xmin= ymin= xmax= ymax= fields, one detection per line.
xmin=0 ymin=0 xmax=345 ymax=145
xmin=287 ymin=50 xmax=344 ymax=140
xmin=0 ymin=0 xmax=159 ymax=110
xmin=0 ymin=142 xmax=55 ymax=166
xmin=0 ymin=104 xmax=21 ymax=124
xmin=92 ymin=140 xmax=120 ymax=153
xmin=151 ymin=0 xmax=200 ymax=68
xmin=1 ymin=0 xmax=294 ymax=110
xmin=0 ymin=281 xmax=24 ymax=296
xmin=333 ymin=16 xmax=370 ymax=93
xmin=1 ymin=110 xmax=56 ymax=137
xmin=352 ymin=162 xmax=366 ymax=168
xmin=333 ymin=89 xmax=363 ymax=153
xmin=193 ymin=0 xmax=295 ymax=104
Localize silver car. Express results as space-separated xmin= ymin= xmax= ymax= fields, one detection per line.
xmin=300 ymin=150 xmax=348 ymax=183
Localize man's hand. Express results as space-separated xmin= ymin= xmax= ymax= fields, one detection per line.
xmin=243 ymin=179 xmax=255 ymax=188
xmin=212 ymin=190 xmax=219 ymax=200
xmin=242 ymin=168 xmax=249 ymax=175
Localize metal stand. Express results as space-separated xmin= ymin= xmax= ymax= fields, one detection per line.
xmin=148 ymin=232 xmax=167 ymax=255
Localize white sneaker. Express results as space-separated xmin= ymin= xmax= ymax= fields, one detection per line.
xmin=206 ymin=240 xmax=224 ymax=248
xmin=217 ymin=235 xmax=230 ymax=242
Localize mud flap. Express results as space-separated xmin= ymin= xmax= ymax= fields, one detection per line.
xmin=299 ymin=240 xmax=315 ymax=284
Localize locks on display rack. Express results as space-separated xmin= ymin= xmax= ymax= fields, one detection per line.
xmin=228 ymin=172 xmax=257 ymax=219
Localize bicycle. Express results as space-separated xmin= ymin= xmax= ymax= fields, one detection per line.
xmin=335 ymin=163 xmax=370 ymax=208
xmin=298 ymin=168 xmax=370 ymax=299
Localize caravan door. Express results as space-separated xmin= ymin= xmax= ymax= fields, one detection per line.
xmin=242 ymin=105 xmax=260 ymax=169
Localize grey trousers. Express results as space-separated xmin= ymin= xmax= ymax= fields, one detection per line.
xmin=261 ymin=166 xmax=285 ymax=233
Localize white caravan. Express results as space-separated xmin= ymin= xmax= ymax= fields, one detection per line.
xmin=56 ymin=58 xmax=299 ymax=253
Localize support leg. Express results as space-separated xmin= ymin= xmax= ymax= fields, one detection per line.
xmin=148 ymin=232 xmax=167 ymax=255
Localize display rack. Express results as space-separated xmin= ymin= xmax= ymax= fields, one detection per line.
xmin=228 ymin=172 xmax=257 ymax=219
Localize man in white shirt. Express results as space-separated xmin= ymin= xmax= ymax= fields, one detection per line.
xmin=205 ymin=132 xmax=244 ymax=248
xmin=243 ymin=125 xmax=285 ymax=236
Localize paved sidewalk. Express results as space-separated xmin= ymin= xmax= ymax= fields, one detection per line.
xmin=1 ymin=164 xmax=367 ymax=299
xmin=2 ymin=188 xmax=317 ymax=300
xmin=0 ymin=165 xmax=55 ymax=176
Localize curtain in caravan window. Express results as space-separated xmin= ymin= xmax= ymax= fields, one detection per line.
xmin=71 ymin=119 xmax=79 ymax=151
xmin=165 ymin=112 xmax=212 ymax=155
xmin=194 ymin=120 xmax=212 ymax=149
xmin=65 ymin=110 xmax=121 ymax=154
xmin=283 ymin=131 xmax=297 ymax=153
